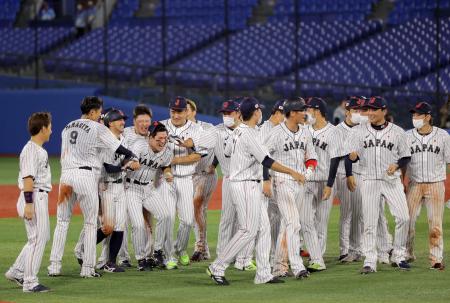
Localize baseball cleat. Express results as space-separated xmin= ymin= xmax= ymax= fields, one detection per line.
xmin=206 ymin=266 xmax=229 ymax=286
xmin=276 ymin=271 xmax=294 ymax=278
xmin=5 ymin=272 xmax=24 ymax=287
xmin=338 ymin=254 xmax=348 ymax=261
xmin=340 ymin=254 xmax=361 ymax=263
xmin=81 ymin=271 xmax=102 ymax=278
xmin=119 ymin=260 xmax=132 ymax=268
xmin=47 ymin=272 xmax=61 ymax=277
xmin=360 ymin=266 xmax=376 ymax=274
xmin=77 ymin=257 xmax=83 ymax=267
xmin=265 ymin=277 xmax=285 ymax=284
xmin=104 ymin=262 xmax=125 ymax=273
xmin=296 ymin=270 xmax=310 ymax=280
xmin=153 ymin=250 xmax=166 ymax=269
xmin=23 ymin=284 xmax=51 ymax=293
xmin=137 ymin=259 xmax=152 ymax=271
xmin=179 ymin=254 xmax=190 ymax=266
xmin=166 ymin=258 xmax=178 ymax=270
xmin=392 ymin=261 xmax=410 ymax=271
xmin=300 ymin=249 xmax=310 ymax=258
xmin=430 ymin=263 xmax=445 ymax=271
xmin=190 ymin=251 xmax=205 ymax=262
xmin=146 ymin=258 xmax=157 ymax=269
xmin=307 ymin=263 xmax=326 ymax=272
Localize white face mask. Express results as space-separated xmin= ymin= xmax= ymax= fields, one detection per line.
xmin=223 ymin=116 xmax=235 ymax=128
xmin=306 ymin=112 xmax=316 ymax=125
xmin=359 ymin=115 xmax=369 ymax=123
xmin=412 ymin=118 xmax=424 ymax=129
xmin=350 ymin=113 xmax=361 ymax=124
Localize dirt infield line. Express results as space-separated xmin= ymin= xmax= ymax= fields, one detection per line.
xmin=1 ymin=178 xmax=449 ymax=218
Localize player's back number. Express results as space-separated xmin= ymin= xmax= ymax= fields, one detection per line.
xmin=69 ymin=130 xmax=78 ymax=144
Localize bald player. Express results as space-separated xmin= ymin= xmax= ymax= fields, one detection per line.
xmin=160 ymin=96 xmax=209 ymax=269
xmin=344 ymin=96 xmax=411 ymax=274
xmin=299 ymin=97 xmax=336 ymax=272
xmin=5 ymin=112 xmax=52 ymax=292
xmin=265 ymin=98 xmax=315 ymax=279
xmin=185 ymin=99 xmax=218 ymax=262
xmin=48 ymin=96 xmax=138 ymax=278
xmin=405 ymin=101 xmax=450 ymax=270
xmin=207 ymin=97 xmax=306 ymax=285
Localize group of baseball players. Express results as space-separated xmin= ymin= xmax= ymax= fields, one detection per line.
xmin=5 ymin=94 xmax=450 ymax=291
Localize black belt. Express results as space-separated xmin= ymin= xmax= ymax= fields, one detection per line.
xmin=248 ymin=180 xmax=261 ymax=183
xmin=126 ymin=178 xmax=149 ymax=186
xmin=79 ymin=166 xmax=92 ymax=171
xmin=38 ymin=189 xmax=49 ymax=193
xmin=106 ymin=178 xmax=123 ymax=184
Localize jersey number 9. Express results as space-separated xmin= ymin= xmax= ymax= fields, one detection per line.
xmin=69 ymin=131 xmax=78 ymax=144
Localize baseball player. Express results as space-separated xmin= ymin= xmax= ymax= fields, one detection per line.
xmin=214 ymin=99 xmax=258 ymax=270
xmin=298 ymin=97 xmax=336 ymax=272
xmin=405 ymin=101 xmax=450 ymax=270
xmin=207 ymin=97 xmax=306 ymax=285
xmin=125 ymin=121 xmax=174 ymax=270
xmin=5 ymin=112 xmax=52 ymax=292
xmin=160 ymin=96 xmax=209 ymax=269
xmin=265 ymin=98 xmax=316 ymax=279
xmin=344 ymin=96 xmax=411 ymax=274
xmin=47 ymin=96 xmax=138 ymax=278
xmin=185 ymin=99 xmax=218 ymax=262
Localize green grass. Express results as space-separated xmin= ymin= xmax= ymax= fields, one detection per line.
xmin=1 ymin=208 xmax=449 ymax=303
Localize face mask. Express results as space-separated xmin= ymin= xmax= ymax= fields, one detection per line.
xmin=350 ymin=113 xmax=361 ymax=124
xmin=306 ymin=112 xmax=316 ymax=125
xmin=359 ymin=115 xmax=369 ymax=123
xmin=223 ymin=116 xmax=235 ymax=128
xmin=412 ymin=118 xmax=424 ymax=129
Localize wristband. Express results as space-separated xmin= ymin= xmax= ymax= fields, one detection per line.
xmin=24 ymin=191 xmax=33 ymax=204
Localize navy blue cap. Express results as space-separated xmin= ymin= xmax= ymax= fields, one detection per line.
xmin=283 ymin=98 xmax=306 ymax=114
xmin=218 ymin=100 xmax=240 ymax=113
xmin=366 ymin=96 xmax=387 ymax=109
xmin=103 ymin=108 xmax=128 ymax=126
xmin=239 ymin=97 xmax=265 ymax=117
xmin=345 ymin=96 xmax=367 ymax=110
xmin=305 ymin=97 xmax=327 ymax=114
xmin=272 ymin=99 xmax=286 ymax=113
xmin=410 ymin=101 xmax=432 ymax=115
xmin=169 ymin=96 xmax=187 ymax=110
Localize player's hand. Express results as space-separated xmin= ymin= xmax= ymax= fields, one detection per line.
xmin=123 ymin=160 xmax=140 ymax=171
xmin=164 ymin=171 xmax=174 ymax=183
xmin=347 ymin=175 xmax=357 ymax=192
xmin=171 ymin=157 xmax=179 ymax=165
xmin=206 ymin=164 xmax=216 ymax=175
xmin=262 ymin=180 xmax=272 ymax=198
xmin=349 ymin=152 xmax=358 ymax=161
xmin=322 ymin=186 xmax=332 ymax=201
xmin=24 ymin=203 xmax=34 ymax=220
xmin=386 ymin=163 xmax=399 ymax=175
xmin=291 ymin=171 xmax=306 ymax=184
xmin=179 ymin=138 xmax=194 ymax=148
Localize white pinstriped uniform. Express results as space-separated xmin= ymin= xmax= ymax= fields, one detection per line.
xmin=124 ymin=139 xmax=173 ymax=260
xmin=345 ymin=122 xmax=411 ymax=269
xmin=210 ymin=123 xmax=273 ymax=284
xmin=48 ymin=119 xmax=121 ymax=276
xmin=193 ymin=120 xmax=218 ymax=257
xmin=265 ymin=122 xmax=316 ymax=275
xmin=405 ymin=127 xmax=450 ymax=265
xmin=299 ymin=123 xmax=336 ymax=267
xmin=6 ymin=141 xmax=51 ymax=290
xmin=160 ymin=119 xmax=208 ymax=260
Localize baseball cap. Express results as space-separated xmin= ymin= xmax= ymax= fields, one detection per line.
xmin=283 ymin=98 xmax=306 ymax=114
xmin=305 ymin=97 xmax=327 ymax=113
xmin=366 ymin=96 xmax=387 ymax=109
xmin=272 ymin=99 xmax=286 ymax=113
xmin=345 ymin=96 xmax=367 ymax=110
xmin=169 ymin=96 xmax=187 ymax=110
xmin=103 ymin=108 xmax=128 ymax=126
xmin=218 ymin=100 xmax=240 ymax=113
xmin=239 ymin=97 xmax=265 ymax=117
xmin=409 ymin=101 xmax=432 ymax=115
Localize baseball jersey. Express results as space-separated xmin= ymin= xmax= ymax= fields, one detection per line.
xmin=344 ymin=122 xmax=411 ymax=180
xmin=194 ymin=120 xmax=217 ymax=173
xmin=123 ymin=126 xmax=147 ymax=147
xmin=334 ymin=121 xmax=361 ymax=175
xmin=100 ymin=134 xmax=126 ymax=182
xmin=226 ymin=124 xmax=270 ymax=181
xmin=61 ymin=119 xmax=121 ymax=171
xmin=265 ymin=122 xmax=317 ymax=180
xmin=161 ymin=119 xmax=208 ymax=177
xmin=18 ymin=141 xmax=52 ymax=192
xmin=127 ymin=139 xmax=173 ymax=183
xmin=214 ymin=123 xmax=234 ymax=177
xmin=406 ymin=126 xmax=450 ymax=183
xmin=307 ymin=123 xmax=337 ymax=181
xmin=259 ymin=120 xmax=277 ymax=142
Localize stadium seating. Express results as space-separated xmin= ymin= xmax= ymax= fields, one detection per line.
xmin=389 ymin=0 xmax=450 ymax=24
xmin=111 ymin=0 xmax=140 ymax=19
xmin=0 ymin=0 xmax=20 ymax=22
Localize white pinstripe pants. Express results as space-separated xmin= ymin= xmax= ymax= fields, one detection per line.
xmin=210 ymin=180 xmax=273 ymax=284
xmin=360 ymin=178 xmax=410 ymax=269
